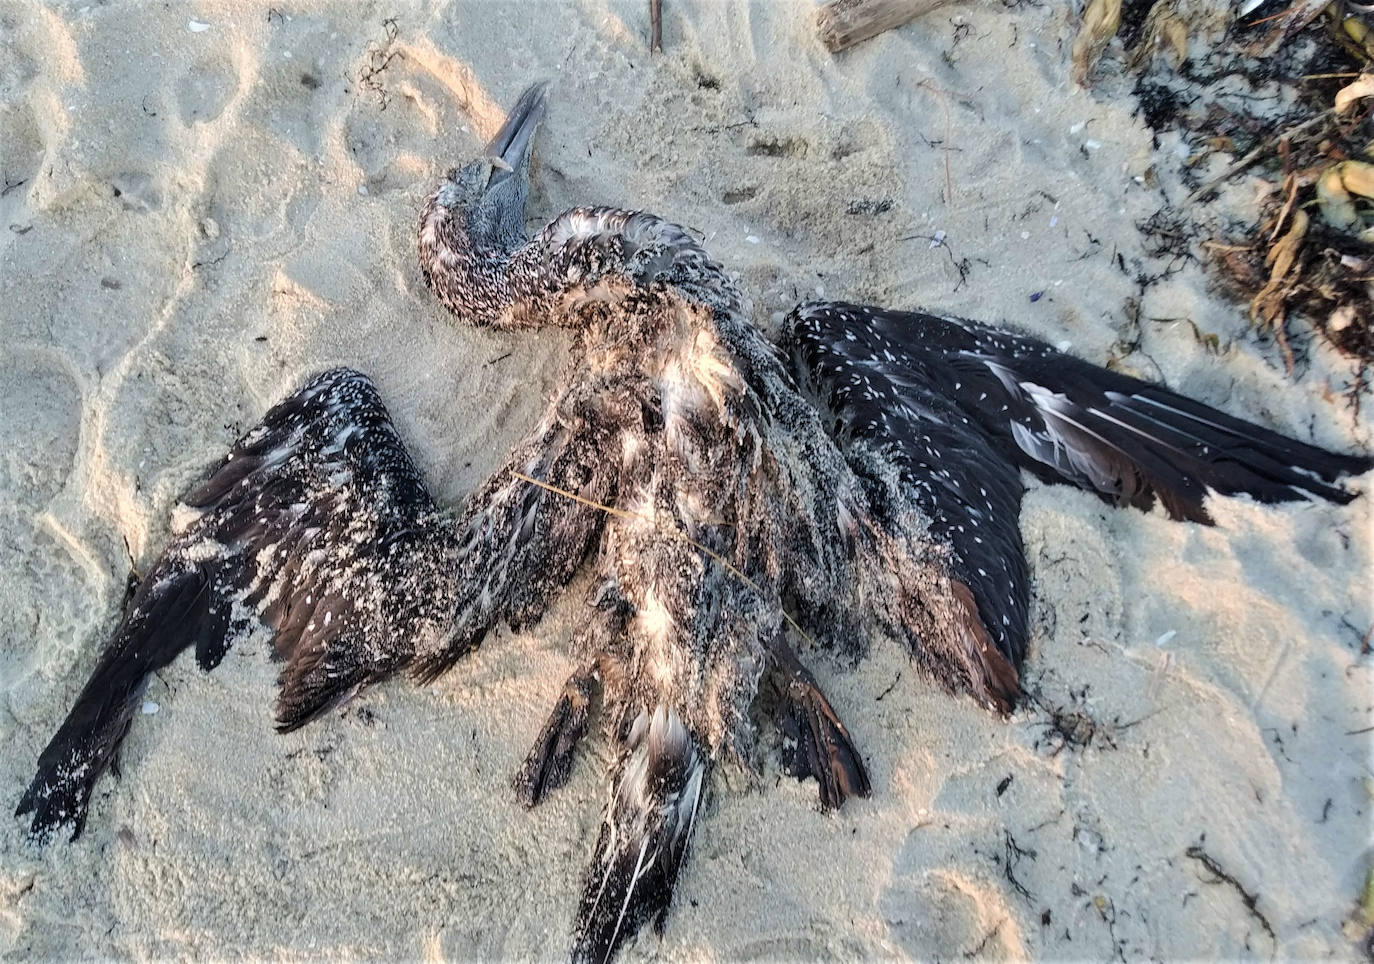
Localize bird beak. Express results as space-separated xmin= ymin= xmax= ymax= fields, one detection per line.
xmin=483 ymin=81 xmax=548 ymax=190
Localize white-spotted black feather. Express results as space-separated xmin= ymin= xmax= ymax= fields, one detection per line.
xmin=784 ymin=300 xmax=1372 ymax=672
xmin=791 ymin=303 xmax=1372 ymax=524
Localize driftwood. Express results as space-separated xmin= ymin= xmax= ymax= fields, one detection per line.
xmin=816 ymin=0 xmax=956 ymax=53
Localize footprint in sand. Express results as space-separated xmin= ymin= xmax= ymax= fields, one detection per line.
xmin=882 ymin=865 xmax=1025 ymax=958
xmin=0 ymin=354 xmax=81 ymax=516
xmin=340 ymin=89 xmax=440 ymax=198
xmin=746 ymin=133 xmax=811 ymax=159
xmin=339 ymin=38 xmax=498 ymax=199
xmin=111 ymin=170 xmax=162 ymax=213
xmin=175 ymin=51 xmax=239 ymax=126
xmin=0 ymin=101 xmax=44 ymax=218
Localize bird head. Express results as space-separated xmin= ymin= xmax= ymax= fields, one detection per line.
xmin=433 ymin=82 xmax=547 ymax=254
xmin=419 ymin=82 xmax=551 ymax=327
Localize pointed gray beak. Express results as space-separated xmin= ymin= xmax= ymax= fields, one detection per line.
xmin=485 ymin=82 xmax=548 ymax=189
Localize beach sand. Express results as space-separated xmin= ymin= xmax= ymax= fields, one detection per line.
xmin=1 ymin=0 xmax=1370 ymax=958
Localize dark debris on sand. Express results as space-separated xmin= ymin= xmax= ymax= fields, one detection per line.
xmin=1096 ymin=2 xmax=1374 ymax=389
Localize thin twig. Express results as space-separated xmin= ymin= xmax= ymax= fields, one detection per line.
xmin=510 ymin=470 xmax=817 ymax=645
xmin=649 ymin=0 xmax=663 ymax=53
xmin=917 ymin=79 xmax=956 ymax=206
xmin=1188 ymin=110 xmax=1333 ymax=203
xmin=1268 ymin=173 xmax=1298 ymax=243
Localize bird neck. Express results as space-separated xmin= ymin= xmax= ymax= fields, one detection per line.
xmin=419 ymin=203 xmax=738 ymax=330
xmin=417 ymin=198 xmax=519 ymax=328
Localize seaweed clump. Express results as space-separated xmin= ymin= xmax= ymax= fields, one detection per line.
xmin=1087 ymin=0 xmax=1374 ymax=380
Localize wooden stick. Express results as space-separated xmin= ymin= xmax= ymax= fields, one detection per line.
xmin=816 ymin=0 xmax=955 ymax=53
xmin=650 ymin=0 xmax=663 ymax=53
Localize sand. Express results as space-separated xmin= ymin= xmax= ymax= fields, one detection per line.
xmin=1 ymin=0 xmax=1370 ymax=959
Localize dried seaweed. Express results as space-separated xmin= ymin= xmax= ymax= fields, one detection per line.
xmin=1212 ymin=198 xmax=1374 ymax=373
xmin=1185 ymin=843 xmax=1277 ymax=949
xmin=1113 ymin=2 xmax=1374 ymax=376
xmin=358 ymin=17 xmax=402 ymax=110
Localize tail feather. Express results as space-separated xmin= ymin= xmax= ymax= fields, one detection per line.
xmin=574 ymin=706 xmax=707 ymax=964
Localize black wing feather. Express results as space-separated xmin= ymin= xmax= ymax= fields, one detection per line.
xmin=784 ymin=299 xmax=1371 ymax=689
xmin=17 ymin=367 xmax=617 ymax=843
xmin=800 ymin=302 xmax=1371 ymax=524
xmin=786 ymin=303 xmax=1031 ymax=672
xmin=15 ymin=369 xmax=446 ymax=841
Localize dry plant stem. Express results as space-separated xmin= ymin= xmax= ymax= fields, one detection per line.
xmin=649 ymin=0 xmax=662 ymax=53
xmin=509 ymin=471 xmax=818 ymax=646
xmin=917 ymin=79 xmax=956 ymax=205
xmin=1275 ymin=316 xmax=1296 ymax=374
xmin=1072 ymin=0 xmax=1122 ymax=85
xmin=1200 ymin=241 xmax=1254 ymax=253
xmin=1249 ymin=2 xmax=1312 ymax=26
xmin=816 ymin=0 xmax=956 ymax=53
xmin=1187 ymin=110 xmax=1334 ymax=202
xmin=1255 ymin=234 xmax=1303 ymax=374
xmin=1257 ymin=0 xmax=1332 ymax=51
xmin=1270 ymin=173 xmax=1298 ymax=243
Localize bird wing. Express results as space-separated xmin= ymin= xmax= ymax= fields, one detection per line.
xmin=800 ymin=302 xmax=1372 ymax=524
xmin=16 ymin=367 xmax=614 ymax=843
xmin=785 ymin=303 xmax=1031 ymax=681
